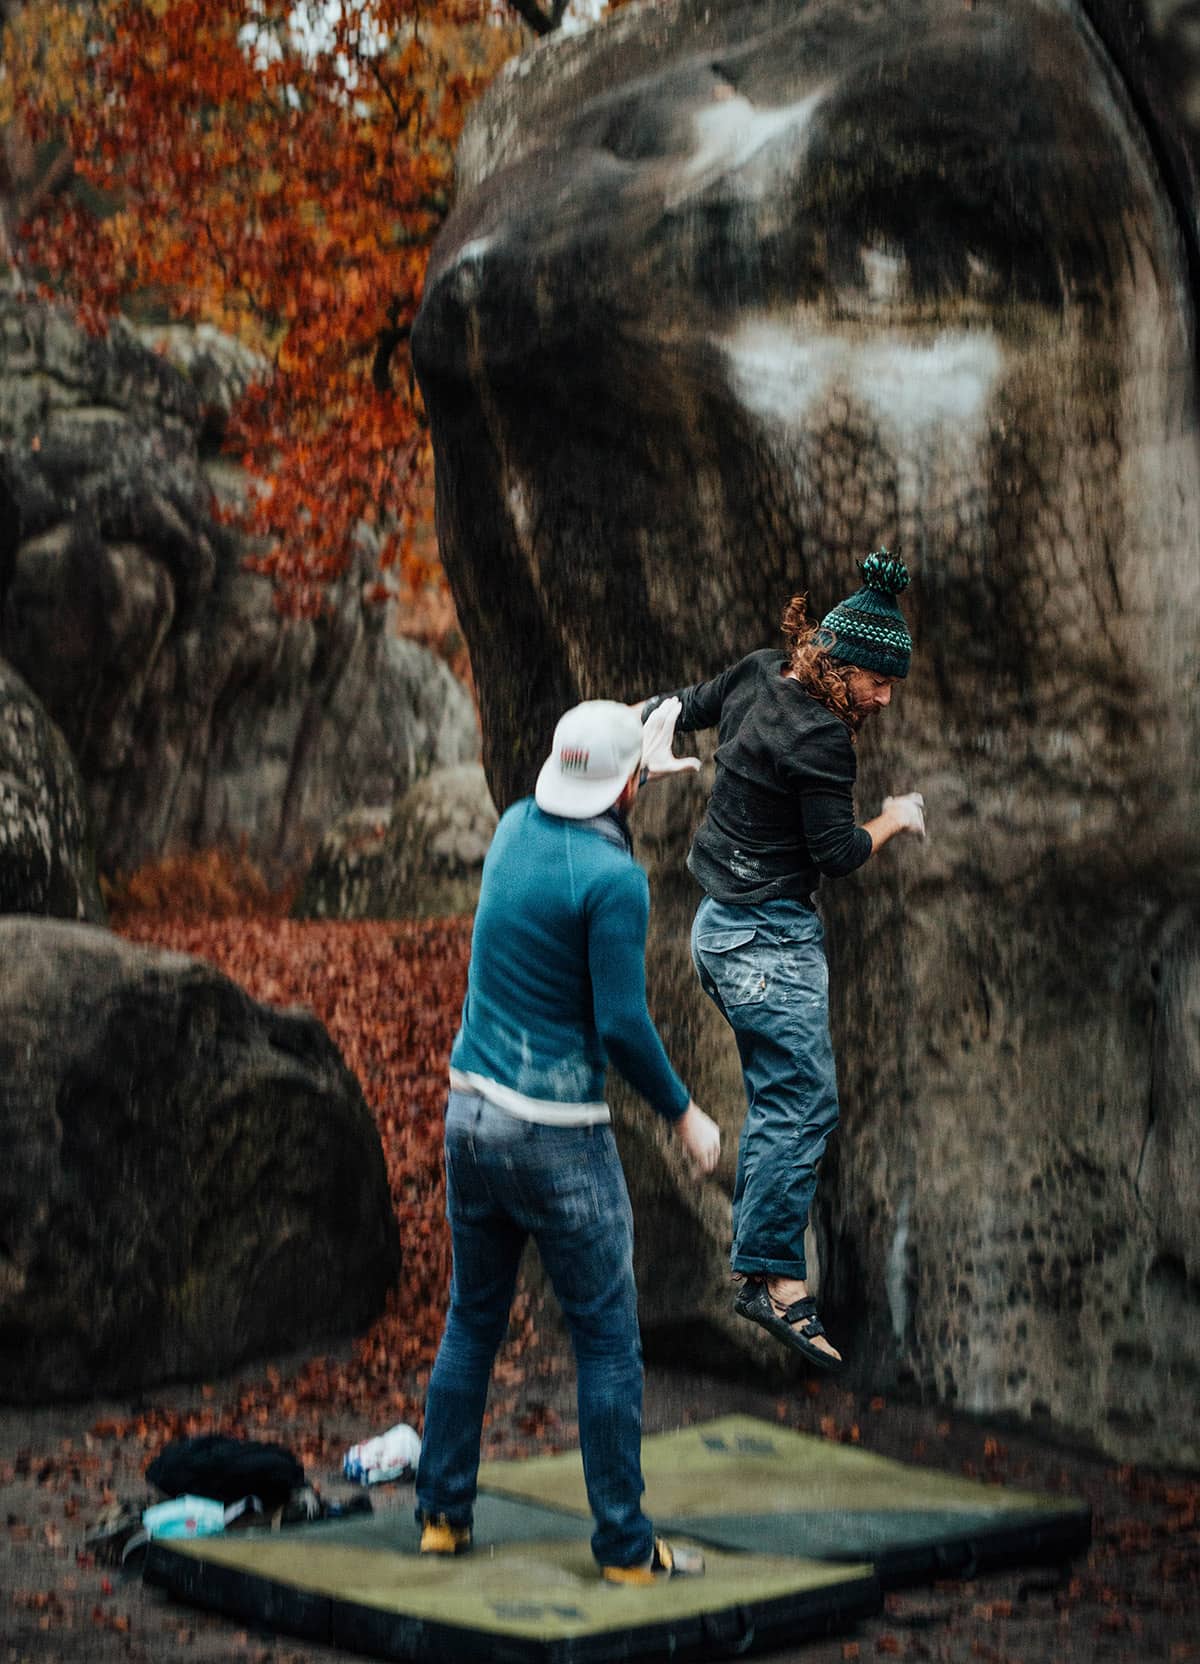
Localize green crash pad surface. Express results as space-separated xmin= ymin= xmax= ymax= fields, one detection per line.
xmin=145 ymin=1491 xmax=880 ymax=1664
xmin=478 ymin=1415 xmax=1092 ymax=1581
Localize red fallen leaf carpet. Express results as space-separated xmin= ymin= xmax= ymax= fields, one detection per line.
xmin=1 ymin=916 xmax=1196 ymax=1664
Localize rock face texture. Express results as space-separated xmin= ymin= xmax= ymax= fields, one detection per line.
xmin=0 ymin=919 xmax=399 ymax=1400
xmin=295 ymin=762 xmax=497 ymax=919
xmin=413 ymin=0 xmax=1200 ymax=1462
xmin=0 ymin=657 xmax=104 ymax=921
xmin=0 ymin=299 xmax=477 ymax=882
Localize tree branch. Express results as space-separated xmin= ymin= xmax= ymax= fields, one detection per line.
xmin=372 ymin=306 xmax=410 ymax=393
xmin=506 ymin=0 xmax=570 ymax=37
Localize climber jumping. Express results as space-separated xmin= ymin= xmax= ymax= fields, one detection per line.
xmin=634 ymin=551 xmax=926 ymax=1371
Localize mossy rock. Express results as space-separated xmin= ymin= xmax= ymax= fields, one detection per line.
xmin=295 ymin=763 xmax=497 ymax=920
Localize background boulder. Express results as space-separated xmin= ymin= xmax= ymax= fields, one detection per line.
xmin=0 ymin=298 xmax=477 ymax=883
xmin=293 ymin=805 xmax=396 ymax=921
xmin=0 ymin=918 xmax=399 ymax=1400
xmin=0 ymin=656 xmax=104 ymax=921
xmin=414 ymin=0 xmax=1200 ymax=1462
xmin=294 ymin=762 xmax=497 ymax=919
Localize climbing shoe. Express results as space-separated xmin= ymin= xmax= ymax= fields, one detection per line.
xmin=602 ymin=1537 xmax=705 ymax=1585
xmin=734 ymin=1278 xmax=844 ymax=1371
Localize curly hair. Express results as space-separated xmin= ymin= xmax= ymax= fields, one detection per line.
xmin=780 ymin=593 xmax=861 ymax=733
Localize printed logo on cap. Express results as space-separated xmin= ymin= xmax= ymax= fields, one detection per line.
xmin=560 ymin=746 xmax=590 ymax=773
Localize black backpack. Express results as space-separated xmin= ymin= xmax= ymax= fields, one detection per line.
xmin=146 ymin=1435 xmax=305 ymax=1511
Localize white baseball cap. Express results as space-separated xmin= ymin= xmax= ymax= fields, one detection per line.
xmin=534 ymin=700 xmax=644 ymax=820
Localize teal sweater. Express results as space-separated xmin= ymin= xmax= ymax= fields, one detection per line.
xmin=449 ymin=799 xmax=689 ymax=1122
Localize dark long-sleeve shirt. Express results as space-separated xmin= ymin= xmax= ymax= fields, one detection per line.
xmin=648 ymin=649 xmax=872 ymax=906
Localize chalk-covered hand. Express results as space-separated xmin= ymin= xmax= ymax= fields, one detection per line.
xmin=675 ymin=1100 xmax=721 ymax=1175
xmin=883 ymin=791 xmax=926 ymax=838
xmin=640 ymin=696 xmax=701 ymax=782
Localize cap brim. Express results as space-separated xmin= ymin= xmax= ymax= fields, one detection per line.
xmin=534 ymin=755 xmax=629 ymax=820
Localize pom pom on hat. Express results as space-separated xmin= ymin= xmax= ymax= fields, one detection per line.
xmin=858 ymin=548 xmax=909 ymax=597
xmin=817 ymin=546 xmax=913 ymax=678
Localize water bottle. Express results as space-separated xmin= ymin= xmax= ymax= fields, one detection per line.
xmin=142 ymin=1495 xmax=227 ymax=1539
xmin=343 ymin=1423 xmax=422 ymax=1485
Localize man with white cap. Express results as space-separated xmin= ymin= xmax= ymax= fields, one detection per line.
xmin=415 ymin=698 xmax=720 ymax=1584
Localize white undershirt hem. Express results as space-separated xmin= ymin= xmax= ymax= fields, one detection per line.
xmin=448 ymin=1067 xmax=612 ymax=1127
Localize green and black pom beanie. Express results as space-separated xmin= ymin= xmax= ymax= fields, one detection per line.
xmin=817 ymin=549 xmax=912 ymax=678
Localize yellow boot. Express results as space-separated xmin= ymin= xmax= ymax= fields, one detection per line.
xmin=418 ymin=1513 xmax=472 ymax=1556
xmin=602 ymin=1537 xmax=705 ymax=1585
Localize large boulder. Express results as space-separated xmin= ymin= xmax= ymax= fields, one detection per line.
xmin=0 ymin=656 xmax=105 ymax=921
xmin=0 ymin=299 xmax=477 ymax=882
xmin=134 ymin=321 xmax=265 ymax=437
xmin=413 ymin=0 xmax=1200 ymax=1462
xmin=294 ymin=763 xmax=497 ymax=919
xmin=0 ymin=919 xmax=399 ymax=1400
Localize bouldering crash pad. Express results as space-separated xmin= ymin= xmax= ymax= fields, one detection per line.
xmin=478 ymin=1414 xmax=1092 ymax=1585
xmin=144 ymin=1489 xmax=881 ymax=1663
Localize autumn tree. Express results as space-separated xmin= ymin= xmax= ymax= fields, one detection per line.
xmin=2 ymin=0 xmax=530 ymax=613
xmin=0 ymin=0 xmax=84 ymax=274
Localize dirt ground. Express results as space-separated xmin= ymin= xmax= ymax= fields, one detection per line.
xmin=3 ymin=1308 xmax=1197 ymax=1664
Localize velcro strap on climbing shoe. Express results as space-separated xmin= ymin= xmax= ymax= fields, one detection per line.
xmin=783 ymin=1296 xmax=825 ymax=1335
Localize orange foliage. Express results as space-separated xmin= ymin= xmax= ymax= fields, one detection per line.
xmin=102 ymin=846 xmax=300 ymax=921
xmin=5 ymin=0 xmax=523 ymax=614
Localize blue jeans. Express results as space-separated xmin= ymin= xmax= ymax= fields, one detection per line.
xmin=691 ymin=895 xmax=840 ymax=1281
xmin=415 ymin=1089 xmax=653 ymax=1569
